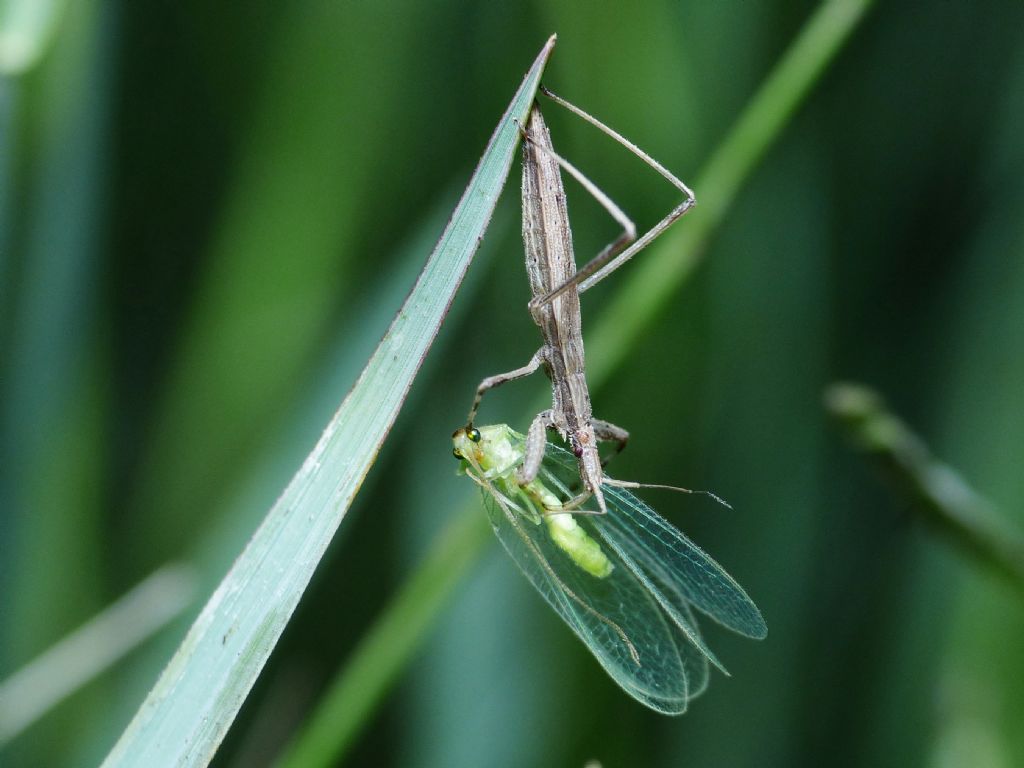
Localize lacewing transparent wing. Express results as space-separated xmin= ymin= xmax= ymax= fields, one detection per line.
xmin=543 ymin=445 xmax=768 ymax=640
xmin=479 ymin=488 xmax=698 ymax=713
xmin=453 ymin=424 xmax=765 ymax=714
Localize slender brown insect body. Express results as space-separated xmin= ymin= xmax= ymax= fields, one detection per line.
xmin=466 ymin=91 xmax=695 ymax=515
xmin=520 ymin=106 xmax=609 ymax=513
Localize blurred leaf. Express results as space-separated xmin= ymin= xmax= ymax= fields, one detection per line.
xmin=128 ymin=1 xmax=431 ymax=564
xmin=0 ymin=0 xmax=68 ymax=74
xmin=0 ymin=1 xmax=111 ymax=763
xmin=0 ymin=564 xmax=197 ymax=747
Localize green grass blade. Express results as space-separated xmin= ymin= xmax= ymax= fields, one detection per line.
xmin=282 ymin=2 xmax=874 ymax=760
xmin=100 ymin=34 xmax=557 ymax=768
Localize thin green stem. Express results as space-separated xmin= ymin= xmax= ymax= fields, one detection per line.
xmin=825 ymin=383 xmax=1024 ymax=594
xmin=283 ymin=2 xmax=875 ymax=764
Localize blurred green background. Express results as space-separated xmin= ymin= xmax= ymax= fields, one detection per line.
xmin=3 ymin=1 xmax=1024 ymax=766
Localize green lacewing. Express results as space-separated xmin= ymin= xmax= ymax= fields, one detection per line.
xmin=453 ymin=423 xmax=766 ymax=714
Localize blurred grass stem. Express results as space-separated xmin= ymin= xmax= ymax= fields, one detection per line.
xmin=826 ymin=383 xmax=1024 ymax=594
xmin=0 ymin=564 xmax=197 ymax=746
